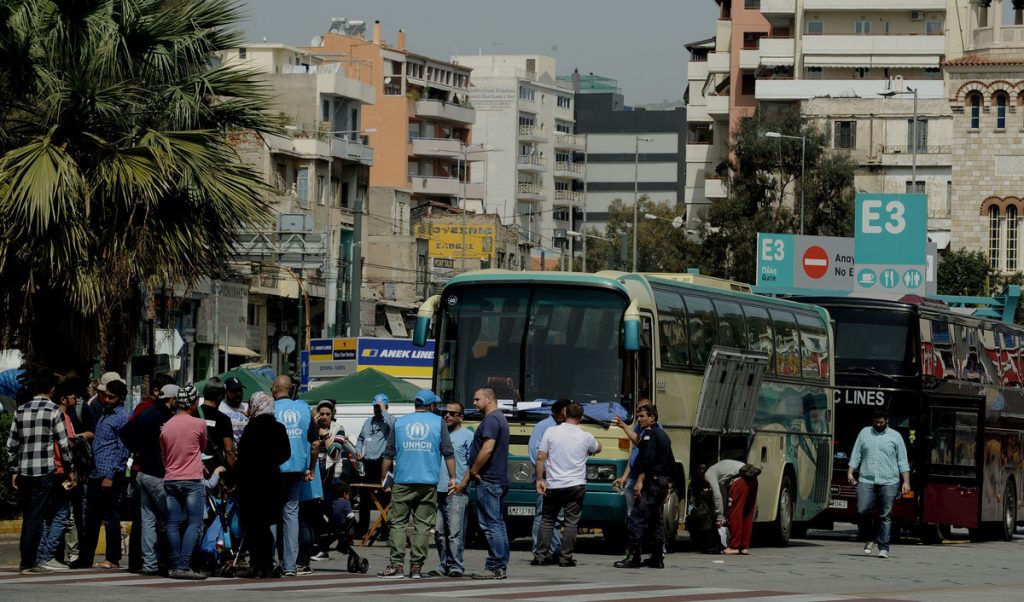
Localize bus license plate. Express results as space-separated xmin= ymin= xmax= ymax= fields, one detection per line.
xmin=506 ymin=505 xmax=535 ymax=516
xmin=829 ymin=499 xmax=848 ymax=509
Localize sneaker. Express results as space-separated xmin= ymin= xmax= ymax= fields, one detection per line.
xmin=471 ymin=568 xmax=506 ymax=580
xmin=40 ymin=559 xmax=70 ymax=571
xmin=19 ymin=566 xmax=45 ymax=575
xmin=283 ymin=571 xmax=297 ymax=577
xmin=558 ymin=558 xmax=577 ymax=567
xmin=448 ymin=571 xmax=463 ymax=578
xmin=878 ymin=549 xmax=889 ymax=559
xmin=376 ymin=564 xmax=405 ymax=579
xmin=409 ymin=564 xmax=423 ymax=579
xmin=169 ymin=569 xmax=207 ymax=580
xmin=296 ymin=565 xmax=313 ymax=576
xmin=863 ymin=542 xmax=876 ymax=555
xmin=311 ymin=551 xmax=330 ymax=562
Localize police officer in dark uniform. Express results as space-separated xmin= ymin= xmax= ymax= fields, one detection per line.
xmin=614 ymin=404 xmax=674 ymax=569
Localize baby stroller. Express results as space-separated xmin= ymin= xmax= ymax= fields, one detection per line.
xmin=318 ymin=488 xmax=368 ymax=574
xmin=338 ymin=514 xmax=369 ymax=574
xmin=200 ymin=493 xmax=245 ymax=577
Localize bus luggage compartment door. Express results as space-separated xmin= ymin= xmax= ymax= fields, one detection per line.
xmin=922 ymin=400 xmax=982 ymax=528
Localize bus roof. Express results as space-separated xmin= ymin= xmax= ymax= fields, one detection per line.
xmin=444 ymin=269 xmax=630 ymax=295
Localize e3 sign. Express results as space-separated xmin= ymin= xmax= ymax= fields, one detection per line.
xmin=854 ymin=193 xmax=927 ymax=294
xmin=755 ymin=233 xmax=854 ymax=294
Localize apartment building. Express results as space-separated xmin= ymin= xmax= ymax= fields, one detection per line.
xmin=450 ymin=54 xmax=583 ymax=257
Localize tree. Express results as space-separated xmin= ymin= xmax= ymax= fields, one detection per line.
xmin=0 ymin=0 xmax=276 ymax=374
xmin=582 ymin=197 xmax=700 ymax=273
xmin=699 ymin=107 xmax=856 ymax=282
xmin=937 ymin=248 xmax=995 ymax=296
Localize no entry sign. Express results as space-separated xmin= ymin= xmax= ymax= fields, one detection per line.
xmin=802 ymin=246 xmax=829 ymax=279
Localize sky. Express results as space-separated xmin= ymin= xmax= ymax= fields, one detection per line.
xmin=239 ymin=1 xmax=720 ymax=106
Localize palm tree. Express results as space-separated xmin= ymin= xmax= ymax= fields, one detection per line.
xmin=0 ymin=0 xmax=277 ymax=373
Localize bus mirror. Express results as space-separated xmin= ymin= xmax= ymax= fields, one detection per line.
xmin=413 ymin=294 xmax=441 ymax=347
xmin=623 ymin=300 xmax=641 ymax=352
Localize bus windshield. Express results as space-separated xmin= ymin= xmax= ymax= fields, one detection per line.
xmin=435 ymin=285 xmax=632 ymax=422
xmin=830 ymin=306 xmax=916 ymax=377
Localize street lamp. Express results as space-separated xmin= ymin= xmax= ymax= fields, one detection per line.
xmin=567 ymin=230 xmax=611 ymax=273
xmin=763 ymin=130 xmax=806 ymax=235
xmin=431 ymin=142 xmax=501 ymax=274
xmin=644 ymin=213 xmax=684 ymax=229
xmin=878 ymin=86 xmax=919 ymax=190
xmin=633 ymin=136 xmax=652 ymax=272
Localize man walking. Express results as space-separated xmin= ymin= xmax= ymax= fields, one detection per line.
xmin=272 ymin=375 xmax=319 ymax=576
xmin=458 ymin=387 xmax=510 ymax=580
xmin=432 ymin=401 xmax=473 ymax=577
xmin=615 ymin=405 xmax=674 ymax=569
xmin=533 ymin=402 xmax=601 ymax=567
xmin=376 ymin=390 xmax=456 ymax=579
xmin=848 ymin=407 xmax=910 ymax=559
xmin=705 ymin=459 xmax=761 ymax=555
xmin=356 ymin=393 xmax=394 ymax=537
xmin=6 ymin=370 xmax=76 ymax=574
xmin=528 ymin=398 xmax=569 ymax=562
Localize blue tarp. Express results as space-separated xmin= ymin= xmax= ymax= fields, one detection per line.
xmin=0 ymin=369 xmax=23 ymax=398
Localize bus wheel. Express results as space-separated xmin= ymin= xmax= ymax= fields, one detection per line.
xmin=999 ymin=483 xmax=1017 ymax=542
xmin=770 ymin=474 xmax=795 ymax=547
xmin=663 ymin=488 xmax=681 ymax=550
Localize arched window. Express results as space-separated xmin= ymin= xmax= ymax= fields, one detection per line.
xmin=995 ymin=93 xmax=1008 ymax=129
xmin=990 ymin=205 xmax=1001 ymax=269
xmin=1008 ymin=205 xmax=1019 ymax=270
xmin=970 ymin=93 xmax=982 ymax=129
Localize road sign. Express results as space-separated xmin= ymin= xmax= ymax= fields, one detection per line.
xmin=278 ymin=335 xmax=296 ymax=354
xmin=802 ymin=246 xmax=829 ymax=279
xmin=854 ymin=193 xmax=927 ymax=295
xmin=299 ymin=350 xmax=309 ymax=392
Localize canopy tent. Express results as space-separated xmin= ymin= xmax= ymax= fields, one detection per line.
xmin=298 ymin=368 xmax=421 ymax=405
xmin=194 ymin=368 xmax=273 ymax=402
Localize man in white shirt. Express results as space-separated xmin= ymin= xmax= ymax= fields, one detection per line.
xmin=532 ymin=402 xmax=601 ymax=567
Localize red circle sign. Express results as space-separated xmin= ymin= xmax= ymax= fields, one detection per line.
xmin=802 ymin=246 xmax=829 ymax=279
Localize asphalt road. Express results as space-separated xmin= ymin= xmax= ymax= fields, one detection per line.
xmin=2 ymin=525 xmax=1022 ymax=601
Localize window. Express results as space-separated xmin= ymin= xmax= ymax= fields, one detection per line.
xmin=713 ymin=300 xmax=748 ymax=350
xmin=908 ymin=118 xmax=928 ymax=152
xmin=797 ymin=313 xmax=829 ymax=380
xmin=742 ymin=32 xmax=765 ymax=49
xmin=853 ymin=67 xmax=870 ymax=79
xmin=806 ymin=20 xmax=824 ymax=34
xmin=681 ymin=294 xmax=717 ymax=367
xmin=930 ymin=409 xmax=978 ymax=474
xmin=744 ymin=0 xmax=760 ymax=8
xmin=854 ymin=20 xmax=871 ymax=34
xmin=519 ymin=86 xmax=536 ymax=101
xmin=238 ymin=48 xmax=246 ymax=59
xmin=928 ymin=320 xmax=958 ymax=380
xmin=924 ymin=67 xmax=942 ymax=79
xmin=881 ymin=20 xmax=893 ymax=33
xmin=317 ymin=175 xmax=325 ymax=206
xmin=296 ymin=167 xmax=308 ymax=201
xmin=906 ymin=181 xmax=925 ymax=194
xmin=926 ymin=20 xmax=944 ymax=34
xmin=834 ymin=120 xmax=857 ymax=149
xmin=996 ymin=93 xmax=1008 ymax=129
xmin=688 ymin=123 xmax=714 ymax=144
xmin=744 ymin=305 xmax=775 ymax=374
xmin=322 ymin=100 xmax=331 ymax=122
xmin=655 ymin=290 xmax=689 ymax=369
xmin=770 ymin=309 xmax=801 ymax=377
xmin=741 ymin=73 xmax=756 ymax=96
xmin=990 ymin=206 xmax=1001 ymax=269
xmin=806 ymin=66 xmax=823 ymax=79
xmin=1008 ymin=205 xmax=1019 ymax=270
xmin=970 ymin=94 xmax=982 ymax=129
xmin=557 ymin=95 xmax=571 ymax=109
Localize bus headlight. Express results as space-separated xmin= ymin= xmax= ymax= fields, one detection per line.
xmin=586 ymin=464 xmax=617 ymax=482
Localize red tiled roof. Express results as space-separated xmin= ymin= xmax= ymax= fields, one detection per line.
xmin=944 ymin=54 xmax=1024 ymax=67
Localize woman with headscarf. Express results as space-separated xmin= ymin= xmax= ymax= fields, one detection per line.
xmin=236 ymin=392 xmax=290 ymax=577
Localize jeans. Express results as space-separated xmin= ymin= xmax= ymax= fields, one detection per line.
xmin=435 ymin=491 xmax=468 ymax=574
xmin=37 ymin=476 xmax=71 ymax=565
xmin=137 ymin=473 xmax=167 ymax=572
xmin=537 ymin=484 xmax=585 ymax=562
xmin=280 ymin=473 xmax=303 ymax=572
xmin=857 ymin=481 xmax=899 ymax=552
xmin=164 ymin=480 xmax=204 ymax=571
xmin=17 ymin=473 xmax=54 ymax=569
xmin=475 ymin=480 xmax=510 ymax=572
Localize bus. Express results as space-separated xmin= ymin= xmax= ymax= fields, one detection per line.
xmin=800 ymin=295 xmax=1024 ymax=541
xmin=413 ymin=270 xmax=835 ymax=546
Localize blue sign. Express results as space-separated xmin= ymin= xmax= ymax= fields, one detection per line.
xmin=299 ymin=350 xmax=310 ymax=392
xmin=854 ymin=193 xmax=927 ymax=294
xmin=756 ymin=233 xmax=794 ymax=289
xmin=357 ymin=339 xmax=435 ymax=378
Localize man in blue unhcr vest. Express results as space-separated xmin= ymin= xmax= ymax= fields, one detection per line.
xmin=376 ymin=390 xmax=456 ymax=579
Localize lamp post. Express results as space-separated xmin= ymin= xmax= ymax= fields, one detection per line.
xmin=432 ymin=142 xmax=501 ymax=274
xmin=878 ymin=86 xmax=919 ymax=190
xmin=763 ymin=131 xmax=806 ymax=234
xmin=633 ymin=136 xmax=652 ymax=272
xmin=579 ymin=133 xmax=589 ymax=272
xmin=644 ymin=213 xmax=684 ymax=229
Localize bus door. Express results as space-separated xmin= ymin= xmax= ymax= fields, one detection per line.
xmin=923 ymin=396 xmax=983 ymax=528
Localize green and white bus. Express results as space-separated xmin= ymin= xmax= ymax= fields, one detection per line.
xmin=413 ymin=270 xmax=835 ymax=545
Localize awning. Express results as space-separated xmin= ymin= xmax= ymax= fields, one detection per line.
xmin=804 ymin=55 xmax=939 ymax=68
xmin=760 ymin=56 xmax=794 ymax=67
xmin=218 ymin=345 xmax=261 ymax=357
xmin=928 ymin=231 xmax=951 ymax=250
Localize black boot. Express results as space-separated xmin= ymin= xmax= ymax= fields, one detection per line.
xmin=614 ymin=547 xmax=642 ymax=568
xmin=643 ymin=551 xmax=664 ymax=569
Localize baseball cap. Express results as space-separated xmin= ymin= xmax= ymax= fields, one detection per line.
xmin=414 ymin=389 xmax=439 ymax=406
xmin=203 ymin=377 xmax=225 ymax=397
xmin=224 ymin=377 xmax=244 ymax=392
xmin=177 ymin=384 xmax=199 ymax=409
xmin=373 ymin=393 xmax=389 ymax=406
xmin=97 ymin=371 xmax=123 ymax=392
xmin=158 ymin=384 xmax=180 ymax=400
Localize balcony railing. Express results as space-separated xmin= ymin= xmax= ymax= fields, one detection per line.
xmin=880 ymin=144 xmax=951 ymax=155
xmin=554 ymin=190 xmax=584 ymax=203
xmin=554 ymin=161 xmax=585 ymax=176
xmin=554 ymin=133 xmax=586 ymax=149
xmin=517 ymin=155 xmax=545 ymax=170
xmin=928 ymin=208 xmax=952 ymax=219
xmin=518 ymin=125 xmax=547 ymax=140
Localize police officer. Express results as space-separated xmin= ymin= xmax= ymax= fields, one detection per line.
xmin=614 ymin=404 xmax=674 ymax=569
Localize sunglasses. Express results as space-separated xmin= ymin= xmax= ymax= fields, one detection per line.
xmin=443 ymin=411 xmax=463 ymax=417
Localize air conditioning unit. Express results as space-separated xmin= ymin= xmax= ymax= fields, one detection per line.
xmin=910 ymin=11 xmax=924 ymax=21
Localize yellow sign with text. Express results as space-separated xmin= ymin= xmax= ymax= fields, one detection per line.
xmin=414 ymin=224 xmax=494 ymax=260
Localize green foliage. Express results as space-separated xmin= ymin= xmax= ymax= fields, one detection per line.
xmin=0 ymin=412 xmax=15 ymax=518
xmin=699 ymin=107 xmax=856 ymax=282
xmin=0 ymin=0 xmax=277 ymax=373
xmin=581 ymin=197 xmax=700 ymax=273
xmin=937 ymin=248 xmax=994 ymax=296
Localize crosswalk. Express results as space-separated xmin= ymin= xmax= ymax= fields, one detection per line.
xmin=0 ymin=568 xmax=908 ymax=601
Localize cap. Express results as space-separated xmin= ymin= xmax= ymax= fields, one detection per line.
xmin=203 ymin=378 xmax=225 ymax=396
xmin=158 ymin=384 xmax=180 ymax=400
xmin=97 ymin=371 xmax=123 ymax=392
xmin=316 ymin=400 xmax=336 ymax=412
xmin=176 ymin=384 xmax=199 ymax=409
xmin=373 ymin=393 xmax=389 ymax=406
xmin=224 ymin=377 xmax=243 ymax=392
xmin=414 ymin=389 xmax=439 ymax=406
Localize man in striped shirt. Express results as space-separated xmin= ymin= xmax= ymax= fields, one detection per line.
xmin=6 ymin=371 xmax=76 ymax=575
xmin=847 ymin=407 xmax=910 ymax=559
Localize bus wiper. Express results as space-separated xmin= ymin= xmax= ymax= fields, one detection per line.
xmin=838 ymin=366 xmax=897 ymax=383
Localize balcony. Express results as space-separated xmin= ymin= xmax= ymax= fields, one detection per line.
xmin=758 ymin=37 xmax=795 ymax=67
xmin=518 ymin=125 xmax=548 ymax=142
xmin=410 ymin=137 xmax=463 ymax=158
xmin=756 ymin=78 xmax=944 ymax=101
xmin=802 ymin=34 xmax=945 ymax=64
xmin=414 ymin=99 xmax=475 ymax=124
xmin=409 ymin=176 xmax=484 ymax=198
xmin=553 ymin=162 xmax=585 ymax=179
xmin=517 ymin=154 xmax=546 ymax=172
xmin=688 ymin=60 xmax=709 ymax=83
xmin=554 ymin=133 xmax=586 ymax=151
xmin=555 ymin=190 xmax=584 ymax=204
xmin=707 ymin=52 xmax=730 ymax=74
xmin=974 ymin=25 xmax=1024 ymax=49
xmin=877 ymin=144 xmax=951 ymax=168
xmin=760 ymin=0 xmax=795 ymax=15
xmin=704 ymin=177 xmax=728 ymax=199
xmin=516 ymin=182 xmax=545 ymax=202
xmin=316 ymin=73 xmax=375 ymax=105
xmin=686 ymin=143 xmax=713 ymax=164
xmin=739 ymin=48 xmax=760 ymax=70
xmin=805 ymin=0 xmax=944 ymax=8
xmin=289 ymin=137 xmax=373 ymax=166
xmin=707 ymin=94 xmax=729 ymax=118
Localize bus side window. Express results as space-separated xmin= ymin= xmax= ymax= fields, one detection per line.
xmin=713 ymin=299 xmax=747 ymax=350
xmin=654 ymin=289 xmax=689 ymax=369
xmin=932 ymin=320 xmax=958 ymax=381
xmin=1006 ymin=333 xmax=1023 ymax=387
xmin=979 ymin=328 xmax=999 ymax=385
xmin=769 ymin=309 xmax=801 ymax=377
xmin=743 ymin=305 xmax=775 ymax=375
xmin=681 ymin=294 xmax=718 ymax=368
xmin=796 ymin=313 xmax=828 ymax=380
